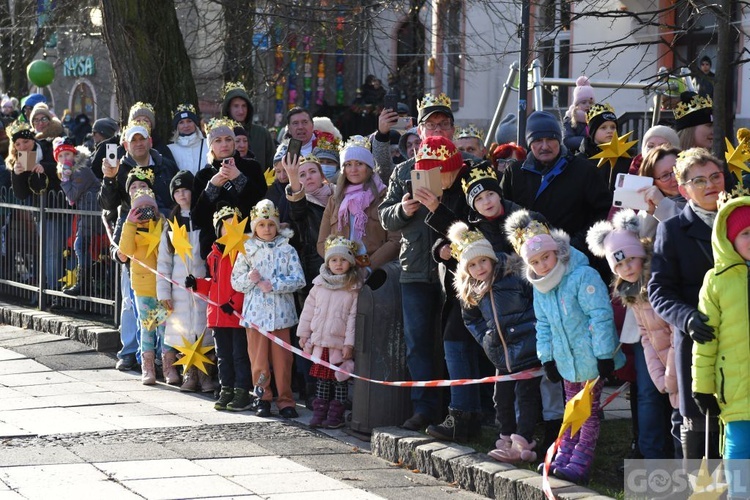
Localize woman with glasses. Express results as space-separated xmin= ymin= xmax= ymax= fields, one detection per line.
xmin=637 ymin=146 xmax=686 ymax=239
xmin=648 ymin=148 xmax=723 ymax=461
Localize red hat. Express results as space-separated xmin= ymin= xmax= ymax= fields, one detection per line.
xmin=53 ymin=137 xmax=77 ymax=162
xmin=726 ymin=205 xmax=750 ymax=244
xmin=415 ymin=136 xmax=462 ymax=172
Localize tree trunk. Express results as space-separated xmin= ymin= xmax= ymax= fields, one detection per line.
xmin=711 ymin=0 xmax=731 ymax=158
xmin=100 ymin=0 xmax=198 ymax=141
xmin=221 ymin=0 xmax=255 ymax=91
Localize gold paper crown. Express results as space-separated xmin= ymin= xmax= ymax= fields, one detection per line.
xmin=461 ymin=165 xmax=497 ymax=193
xmin=128 ymin=166 xmax=155 ymax=184
xmin=418 ymin=93 xmax=451 ymax=111
xmin=508 ymin=220 xmax=551 ymax=254
xmin=316 ymin=134 xmax=341 ymax=152
xmin=450 ymin=229 xmax=487 ymax=261
xmin=130 ymin=101 xmax=155 ymax=115
xmin=586 ymin=103 xmax=616 ymax=122
xmin=174 ymin=103 xmax=196 ymax=115
xmin=212 ymin=205 xmax=240 ymax=227
xmin=416 ymin=143 xmax=457 ymax=162
xmin=250 ymin=201 xmax=279 ymax=221
xmin=221 ymin=81 xmax=247 ymax=99
xmin=325 ymin=235 xmax=358 ymax=253
xmin=131 ymin=187 xmax=154 ymax=201
xmin=673 ymin=94 xmax=712 ymax=121
xmin=300 ymin=153 xmax=321 ymax=165
xmin=125 ymin=119 xmax=152 ymax=135
xmin=718 ymin=187 xmax=750 ymax=209
xmin=7 ymin=120 xmax=33 ymax=137
xmin=206 ymin=117 xmax=240 ymax=133
xmin=340 ymin=135 xmax=371 ymax=152
xmin=454 ymin=124 xmax=485 ymax=141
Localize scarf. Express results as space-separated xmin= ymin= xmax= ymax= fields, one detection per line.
xmin=176 ymin=132 xmax=201 ymax=147
xmin=337 ymin=175 xmax=385 ymax=241
xmin=306 ymin=183 xmax=334 ymax=208
xmin=527 ymin=259 xmax=567 ymax=294
xmin=689 ymin=200 xmax=717 ymax=229
xmin=316 ymin=263 xmax=351 ymax=290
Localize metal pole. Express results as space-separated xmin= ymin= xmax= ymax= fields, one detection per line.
xmin=485 ymin=61 xmax=520 ymax=149
xmin=37 ymin=193 xmax=46 ymax=310
xmin=652 ymin=93 xmax=662 ymax=127
xmin=517 ymin=0 xmax=530 ymax=149
xmin=531 ymin=58 xmax=543 ymax=111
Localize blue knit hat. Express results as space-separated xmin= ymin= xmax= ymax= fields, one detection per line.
xmin=340 ymin=135 xmax=374 ymax=168
xmin=525 ymin=111 xmax=562 ymax=145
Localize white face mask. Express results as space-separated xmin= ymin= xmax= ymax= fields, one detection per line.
xmin=321 ymin=164 xmax=338 ymax=181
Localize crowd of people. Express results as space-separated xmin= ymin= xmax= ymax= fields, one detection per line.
xmin=1 ymin=72 xmax=748 ymax=494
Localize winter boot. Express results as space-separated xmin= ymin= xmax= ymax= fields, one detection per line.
xmin=426 ymin=409 xmax=471 ymax=442
xmin=550 ymin=433 xmax=577 ymax=474
xmin=214 ymin=386 xmax=234 ymax=411
xmin=62 ymin=267 xmax=83 ymax=296
xmin=553 ymin=440 xmax=595 ymax=483
xmin=180 ymin=367 xmax=198 ymax=392
xmin=141 ymin=351 xmax=156 ymax=385
xmin=309 ymin=398 xmax=330 ymax=428
xmin=197 ymin=363 xmax=219 ymax=393
xmin=322 ymin=399 xmax=346 ymax=429
xmin=162 ymin=351 xmax=180 ymax=386
xmin=227 ymin=388 xmax=254 ymax=411
xmin=488 ymin=434 xmax=512 ymax=462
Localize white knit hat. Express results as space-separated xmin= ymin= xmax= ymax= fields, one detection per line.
xmin=249 ymin=199 xmax=280 ymax=235
xmin=324 ymin=235 xmax=358 ymax=266
xmin=447 ymin=221 xmax=497 ymax=273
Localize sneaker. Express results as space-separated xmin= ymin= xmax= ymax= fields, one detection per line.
xmin=401 ymin=412 xmax=431 ymax=431
xmin=115 ymin=355 xmax=137 ymax=371
xmin=279 ymin=406 xmax=299 ymax=419
xmin=256 ymin=400 xmax=272 ymax=417
xmin=214 ymin=387 xmax=234 ymax=411
xmin=227 ymin=388 xmax=254 ymax=411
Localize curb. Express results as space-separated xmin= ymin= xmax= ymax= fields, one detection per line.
xmin=0 ymin=300 xmax=120 ymax=352
xmin=371 ymin=427 xmax=615 ymax=500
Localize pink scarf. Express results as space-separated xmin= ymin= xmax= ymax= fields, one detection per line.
xmin=337 ymin=174 xmax=385 ymax=241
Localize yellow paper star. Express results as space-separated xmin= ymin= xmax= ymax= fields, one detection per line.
xmin=689 ymin=458 xmax=727 ymax=499
xmin=264 ymin=167 xmax=276 ymax=187
xmin=135 ymin=218 xmax=163 ymax=258
xmin=168 ymin=217 xmax=193 ymax=265
xmin=724 ymin=137 xmax=750 ymax=181
xmin=214 ymin=214 xmax=249 ymax=265
xmin=589 ymin=130 xmax=638 ymax=169
xmin=141 ymin=306 xmax=170 ymax=331
xmin=558 ymin=378 xmax=597 ymax=439
xmin=58 ymin=268 xmax=77 ymax=287
xmin=173 ymin=331 xmax=215 ymax=375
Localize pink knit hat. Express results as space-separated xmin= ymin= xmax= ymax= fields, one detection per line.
xmin=572 ymin=76 xmax=595 ymax=105
xmin=602 ymin=230 xmax=646 ymax=272
xmin=520 ymin=234 xmax=558 ymax=263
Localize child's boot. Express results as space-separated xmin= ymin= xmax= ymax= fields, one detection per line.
xmin=488 ymin=434 xmax=512 ymax=462
xmin=141 ymin=351 xmax=156 ymax=385
xmin=62 ymin=267 xmax=83 ymax=296
xmin=197 ymin=365 xmax=219 ymax=393
xmin=227 ymin=387 xmax=254 ymax=411
xmin=322 ymin=399 xmax=346 ymax=429
xmin=550 ymin=434 xmax=576 ymax=474
xmin=180 ymin=367 xmax=198 ymax=392
xmin=214 ymin=386 xmax=234 ymax=410
xmin=309 ymin=398 xmax=329 ymax=428
xmin=489 ymin=434 xmax=536 ymax=463
xmin=162 ymin=351 xmax=180 ymax=386
xmin=426 ymin=409 xmax=471 ymax=442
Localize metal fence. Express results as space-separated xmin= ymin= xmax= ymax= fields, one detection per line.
xmin=0 ymin=187 xmax=120 ymax=325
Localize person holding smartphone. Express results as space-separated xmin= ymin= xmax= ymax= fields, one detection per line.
xmin=192 ymin=118 xmax=266 ymax=258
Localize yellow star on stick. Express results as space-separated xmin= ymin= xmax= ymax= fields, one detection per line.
xmin=689 ymin=458 xmax=727 ymax=499
xmin=558 ymin=378 xmax=597 ymax=439
xmin=215 ymin=214 xmax=249 ymax=265
xmin=264 ymin=167 xmax=276 ymax=187
xmin=589 ymin=130 xmax=638 ymax=169
xmin=168 ymin=217 xmax=193 ymax=265
xmin=173 ymin=331 xmax=215 ymax=375
xmin=58 ymin=268 xmax=77 ymax=287
xmin=135 ymin=218 xmax=163 ymax=258
xmin=724 ymin=137 xmax=750 ymax=181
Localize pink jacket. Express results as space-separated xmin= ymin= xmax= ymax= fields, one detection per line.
xmin=297 ymin=272 xmax=360 ymax=358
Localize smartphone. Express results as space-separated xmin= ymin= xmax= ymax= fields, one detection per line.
xmin=287 ymin=138 xmax=302 ymax=162
xmin=411 ymin=168 xmax=443 ymax=198
xmin=222 ymin=158 xmax=232 ymax=166
xmin=405 ymin=180 xmax=413 ymax=198
xmin=612 ymin=173 xmax=653 ymax=211
xmin=106 ymin=144 xmax=118 ymax=167
xmin=383 ymin=94 xmax=398 ymax=112
xmin=17 ymin=151 xmax=32 ymax=172
xmin=392 ymin=116 xmax=414 ymax=131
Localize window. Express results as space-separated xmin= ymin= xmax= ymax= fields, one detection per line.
xmin=536 ymin=0 xmax=570 ymax=109
xmin=442 ymin=0 xmax=463 ymax=102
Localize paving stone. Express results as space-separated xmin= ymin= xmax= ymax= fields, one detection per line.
xmin=372 ymin=426 xmax=422 ymax=463
xmin=493 ymin=467 xmax=538 ymax=500
xmin=396 ymin=435 xmax=436 ymax=468
xmin=430 ymin=444 xmax=476 ymax=482
xmin=0 ymin=447 xmax=84 ymax=467
xmin=71 ymin=443 xmax=180 ymax=463
xmin=517 ymin=474 xmax=576 ymax=500
xmin=467 ymin=458 xmax=514 ymax=498
xmin=414 ymin=441 xmax=450 ymax=477
xmin=554 ymin=485 xmax=606 ymax=499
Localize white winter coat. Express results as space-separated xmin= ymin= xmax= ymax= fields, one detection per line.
xmin=167 ymin=133 xmax=209 ymax=175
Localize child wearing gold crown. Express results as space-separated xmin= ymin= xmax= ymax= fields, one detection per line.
xmin=505 ymin=209 xmax=624 ymax=483
xmin=297 ymin=235 xmax=361 ymax=428
xmin=119 ymin=186 xmax=168 ymax=385
xmin=578 ymin=103 xmax=632 ymax=192
xmin=231 ymin=199 xmax=306 ymax=418
xmin=692 ymin=195 xmax=750 ymax=497
xmin=448 ymin=221 xmax=542 ymax=464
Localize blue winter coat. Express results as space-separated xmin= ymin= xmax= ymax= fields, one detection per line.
xmin=531 ymin=238 xmax=624 ymax=382
xmin=462 ymin=253 xmax=539 ymax=374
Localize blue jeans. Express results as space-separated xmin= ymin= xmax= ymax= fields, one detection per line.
xmin=444 ymin=340 xmax=481 ymax=412
xmin=117 ymin=266 xmax=140 ymax=361
xmin=212 ymin=327 xmax=251 ymax=390
xmin=42 ymin=214 xmax=67 ymax=290
xmin=541 ymin=376 xmax=565 ymax=420
xmin=401 ymin=281 xmax=442 ymax=416
xmin=633 ymin=341 xmax=671 ymax=458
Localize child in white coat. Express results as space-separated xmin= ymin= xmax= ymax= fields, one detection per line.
xmin=297 ymin=235 xmax=361 ymax=429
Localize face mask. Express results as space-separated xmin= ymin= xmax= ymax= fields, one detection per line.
xmin=321 ymin=165 xmax=338 ymax=181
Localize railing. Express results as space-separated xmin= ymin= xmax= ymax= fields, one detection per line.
xmin=0 ymin=187 xmax=120 ymax=325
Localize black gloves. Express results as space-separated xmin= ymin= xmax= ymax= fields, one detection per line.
xmin=185 ymin=275 xmax=197 ymax=290
xmin=543 ymin=361 xmax=562 ymax=383
xmin=597 ymin=358 xmax=615 ymax=379
xmin=686 ymin=311 xmax=714 ymax=344
xmin=693 ymin=392 xmax=721 ymax=416
xmin=220 ymin=302 xmax=235 ymax=315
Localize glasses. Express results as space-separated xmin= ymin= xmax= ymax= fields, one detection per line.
xmin=654 ymin=171 xmax=676 ymax=183
xmin=422 ymin=121 xmax=453 ymax=131
xmin=32 ymin=116 xmax=49 ymax=124
xmin=685 ymin=171 xmax=724 ymax=190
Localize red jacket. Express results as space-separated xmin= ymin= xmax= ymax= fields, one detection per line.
xmin=195 ymin=244 xmax=244 ymax=328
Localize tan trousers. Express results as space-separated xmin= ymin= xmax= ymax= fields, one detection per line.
xmin=246 ymin=327 xmax=295 ymax=410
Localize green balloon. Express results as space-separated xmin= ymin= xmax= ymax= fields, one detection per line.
xmin=27 ymin=60 xmax=55 ymax=87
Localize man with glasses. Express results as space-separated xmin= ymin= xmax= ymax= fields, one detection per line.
xmin=648 ymin=148 xmax=724 ymax=461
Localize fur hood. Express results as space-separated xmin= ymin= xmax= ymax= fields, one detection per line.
xmin=56 ymin=145 xmax=92 ymax=179
xmin=35 ymin=118 xmax=64 ymax=141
